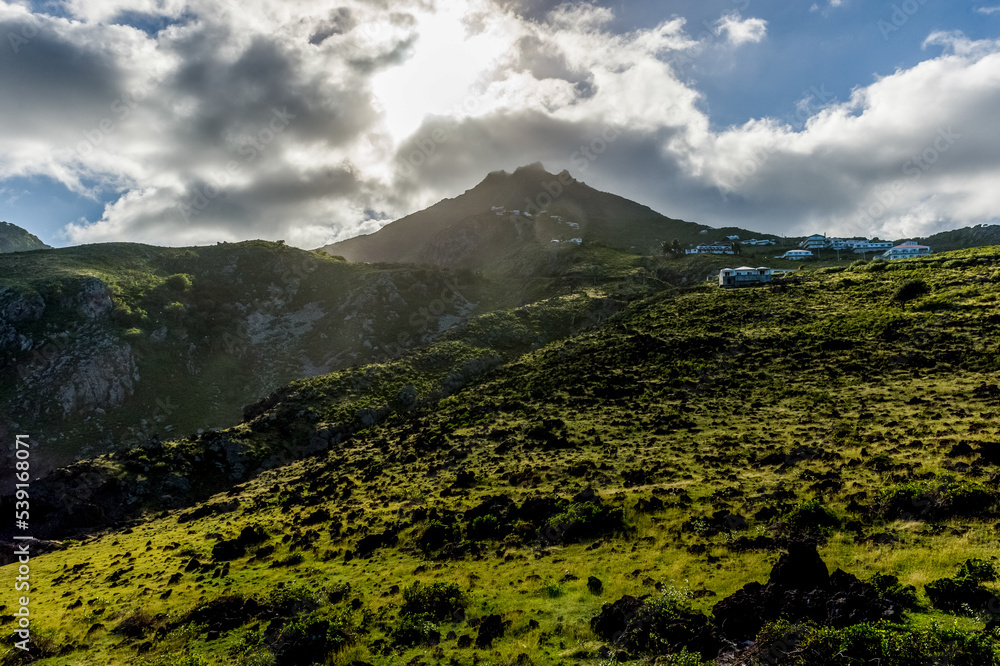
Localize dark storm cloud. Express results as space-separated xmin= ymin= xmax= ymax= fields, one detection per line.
xmin=0 ymin=15 xmax=125 ymax=134
xmin=163 ymin=28 xmax=376 ymax=150
xmin=511 ymin=34 xmax=595 ymax=98
xmin=309 ymin=7 xmax=355 ymax=45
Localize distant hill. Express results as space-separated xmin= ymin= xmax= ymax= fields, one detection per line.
xmin=915 ymin=223 xmax=1000 ymax=253
xmin=0 ymin=221 xmax=51 ymax=253
xmin=322 ymin=163 xmax=774 ymax=272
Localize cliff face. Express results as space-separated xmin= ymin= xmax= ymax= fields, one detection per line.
xmin=0 ymin=242 xmax=485 ymax=473
xmin=1 ymin=279 xmax=140 ymax=462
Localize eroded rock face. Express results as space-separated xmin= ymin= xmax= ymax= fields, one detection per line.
xmin=77 ymin=278 xmax=113 ymax=319
xmin=0 ymin=288 xmax=45 ymax=350
xmin=17 ymin=330 xmax=139 ymax=418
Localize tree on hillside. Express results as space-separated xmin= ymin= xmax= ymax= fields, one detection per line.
xmin=660 ymin=239 xmax=682 ymax=257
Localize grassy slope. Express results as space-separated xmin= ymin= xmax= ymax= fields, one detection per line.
xmin=4 ymin=248 xmax=1000 ymax=665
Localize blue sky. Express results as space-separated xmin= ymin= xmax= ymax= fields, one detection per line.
xmin=1 ymin=0 xmax=999 ymax=247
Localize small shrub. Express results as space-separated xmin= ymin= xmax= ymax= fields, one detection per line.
xmin=165 ymin=273 xmax=194 ymax=292
xmin=545 ymin=501 xmax=625 ymax=543
xmin=864 ymin=259 xmax=888 ymax=272
xmin=400 ymin=582 xmax=467 ymax=621
xmin=165 ymin=301 xmax=186 ymax=318
xmin=793 ymin=621 xmax=1000 ymax=666
xmin=544 ymin=583 xmax=564 ymax=598
xmin=894 ymin=279 xmax=929 ymax=303
xmin=468 ymin=514 xmax=501 ymax=540
xmin=391 ymin=613 xmax=440 ymax=647
xmin=868 ymin=573 xmax=919 ymax=609
xmin=418 ymin=520 xmax=460 ymax=552
xmin=957 ymin=558 xmax=998 ymax=583
xmin=782 ymin=499 xmax=841 ymax=533
xmin=926 ymin=560 xmax=1000 ymax=615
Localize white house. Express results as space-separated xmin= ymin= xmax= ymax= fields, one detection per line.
xmin=719 ymin=266 xmax=773 ymax=288
xmin=800 ymin=234 xmax=827 ymax=250
xmin=848 ymin=240 xmax=893 ymax=252
xmin=686 ymin=242 xmax=735 ymax=255
xmin=780 ymin=249 xmax=814 ymax=260
xmin=883 ymin=242 xmax=931 ymax=260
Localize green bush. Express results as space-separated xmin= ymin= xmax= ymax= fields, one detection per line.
xmin=166 ymin=273 xmax=194 ymax=292
xmin=864 ymin=259 xmax=888 ymax=272
xmin=893 ymin=279 xmax=929 ymax=303
xmin=400 ymin=582 xmax=467 ymax=621
xmin=868 ymin=573 xmax=919 ymax=609
xmin=925 ymin=559 xmax=999 ymax=615
xmin=468 ymin=514 xmax=501 ymax=540
xmin=545 ymin=501 xmax=625 ymax=543
xmin=877 ymin=480 xmax=998 ymax=520
xmin=957 ymin=558 xmax=998 ymax=583
xmin=417 ymin=520 xmax=460 ymax=552
xmin=391 ymin=613 xmax=439 ymax=647
xmin=782 ymin=499 xmax=841 ymax=533
xmin=165 ymin=301 xmax=186 ymax=318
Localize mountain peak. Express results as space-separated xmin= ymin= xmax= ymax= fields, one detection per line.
xmin=322 ymin=163 xmax=706 ymax=269
xmin=0 ymin=221 xmax=51 ymax=253
xmin=513 ymin=161 xmax=548 ymax=174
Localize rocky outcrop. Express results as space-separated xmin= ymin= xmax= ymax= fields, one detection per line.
xmin=0 ymin=287 xmax=45 ymax=351
xmin=713 ymin=541 xmax=904 ymax=641
xmin=17 ymin=328 xmax=139 ymax=418
xmin=592 ymin=542 xmax=907 ymax=660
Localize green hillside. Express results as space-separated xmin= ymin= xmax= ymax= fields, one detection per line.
xmin=5 ymin=247 xmax=1000 ymax=665
xmin=0 ymin=221 xmax=50 ymax=253
xmin=0 ymin=241 xmax=493 ymax=470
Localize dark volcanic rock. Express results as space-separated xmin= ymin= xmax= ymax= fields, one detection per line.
xmin=475 ymin=614 xmax=507 ymax=649
xmin=591 ymin=595 xmax=645 ymax=644
xmin=517 ymin=496 xmax=563 ymax=525
xmin=712 ymin=541 xmax=904 ymax=641
xmin=769 ymin=540 xmax=829 ymax=589
xmin=465 ymin=495 xmax=516 ymax=524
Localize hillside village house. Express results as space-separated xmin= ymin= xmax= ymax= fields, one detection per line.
xmin=800 ymin=234 xmax=893 ymax=253
xmin=800 ymin=234 xmax=828 ymax=250
xmin=780 ymin=249 xmax=814 ymax=260
xmin=883 ymin=242 xmax=932 ymax=260
xmin=719 ymin=266 xmax=773 ymax=288
xmin=686 ymin=242 xmax=735 ymax=255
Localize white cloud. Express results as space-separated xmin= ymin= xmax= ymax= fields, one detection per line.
xmin=976 ymin=5 xmax=1000 ymax=14
xmin=714 ymin=12 xmax=768 ymax=46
